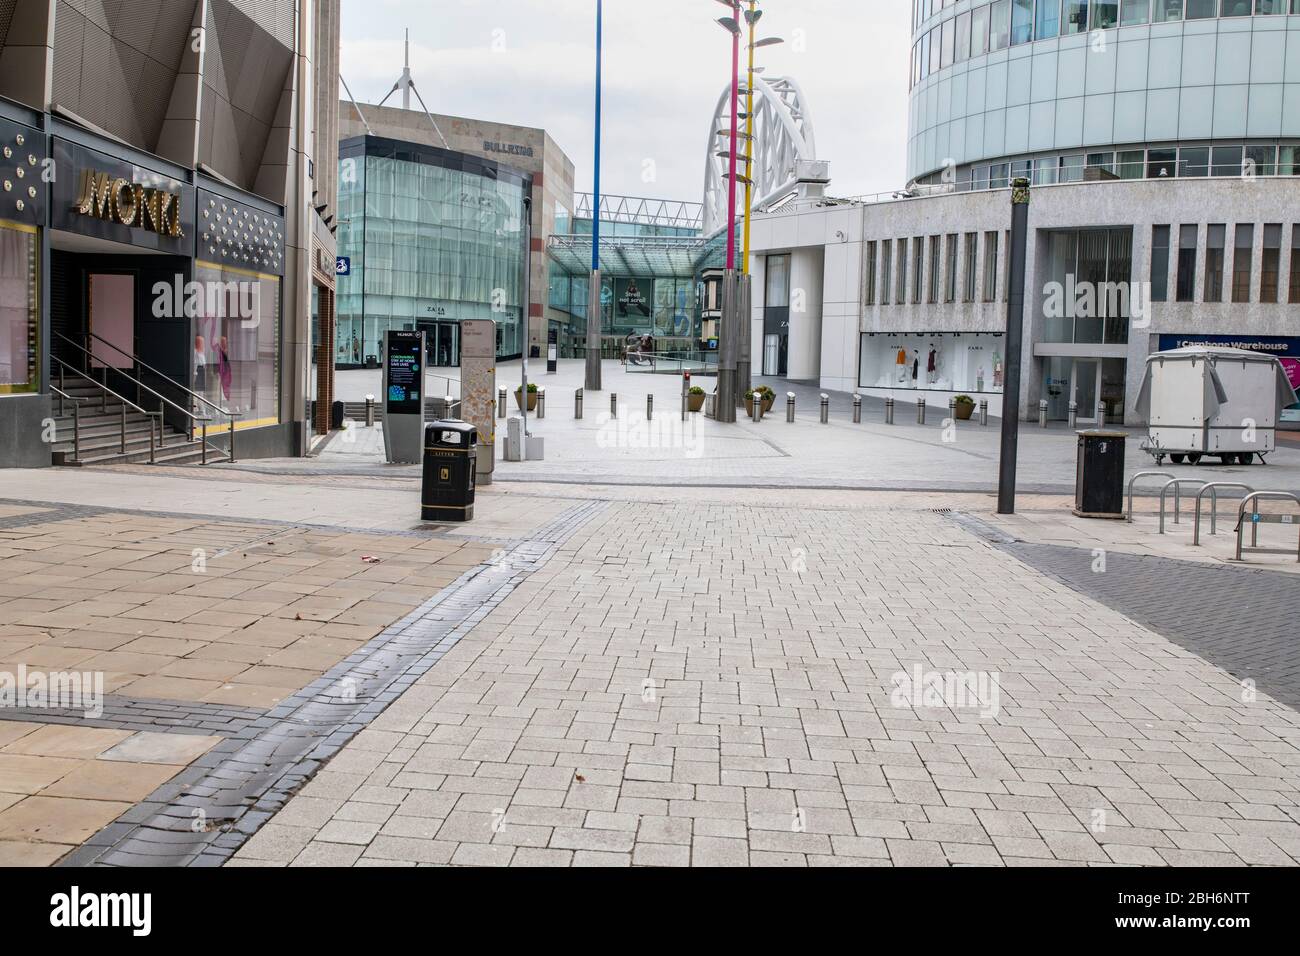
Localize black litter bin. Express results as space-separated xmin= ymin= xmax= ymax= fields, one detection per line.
xmin=422 ymin=421 xmax=477 ymax=522
xmin=330 ymin=400 xmax=345 ymax=430
xmin=1074 ymin=429 xmax=1126 ymax=519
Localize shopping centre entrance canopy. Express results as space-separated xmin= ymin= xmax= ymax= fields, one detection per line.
xmin=546 ymin=231 xmax=729 ymax=278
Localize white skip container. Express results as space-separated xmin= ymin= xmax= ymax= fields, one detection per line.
xmin=1135 ymin=346 xmax=1298 ymax=466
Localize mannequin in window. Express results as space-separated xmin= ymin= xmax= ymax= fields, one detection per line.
xmin=896 ymin=345 xmax=907 ymax=383
xmin=927 ymin=344 xmax=938 ymax=385
xmin=911 ymin=350 xmax=920 ymax=387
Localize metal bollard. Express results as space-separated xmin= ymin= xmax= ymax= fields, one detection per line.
xmin=1068 ymin=400 xmax=1078 ymax=430
xmin=575 ymin=388 xmax=584 ymax=419
xmin=885 ymin=397 xmax=895 ymax=425
xmin=498 ymin=387 xmax=507 ymax=419
xmin=852 ymin=394 xmax=862 ymax=424
xmin=949 ymin=397 xmax=958 ymax=423
xmin=610 ymin=393 xmax=618 ymax=418
xmin=646 ymin=393 xmax=653 ymax=421
xmin=752 ymin=391 xmax=762 ymax=422
xmin=786 ymin=392 xmax=796 ymax=422
xmin=1039 ymin=399 xmax=1048 ymax=428
xmin=537 ymin=388 xmax=546 ymax=419
xmin=979 ymin=400 xmax=988 ymax=426
xmin=365 ymin=395 xmax=375 ymax=427
xmin=917 ymin=398 xmax=926 ymax=425
xmin=1097 ymin=402 xmax=1107 ymax=429
xmin=820 ymin=394 xmax=829 ymax=424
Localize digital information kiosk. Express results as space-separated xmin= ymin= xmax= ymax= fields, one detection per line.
xmin=382 ymin=329 xmax=425 ymax=463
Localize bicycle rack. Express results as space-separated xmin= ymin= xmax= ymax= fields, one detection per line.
xmin=1126 ymin=471 xmax=1169 ymax=522
xmin=1192 ymin=482 xmax=1255 ymax=546
xmin=1158 ymin=479 xmax=1210 ymax=534
xmin=1233 ymin=492 xmax=1300 ymax=563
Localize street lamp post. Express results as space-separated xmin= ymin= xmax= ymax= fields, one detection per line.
xmin=997 ymin=178 xmax=1031 ymax=514
xmin=714 ymin=1 xmax=741 ymax=423
xmin=738 ymin=3 xmax=782 ymax=405
xmin=585 ymin=0 xmax=604 ymax=392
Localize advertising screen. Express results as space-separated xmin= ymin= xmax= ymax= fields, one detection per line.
xmin=386 ymin=331 xmax=423 ymax=415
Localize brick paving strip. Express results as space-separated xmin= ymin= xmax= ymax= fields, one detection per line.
xmin=949 ymin=511 xmax=1300 ymax=712
xmin=60 ymin=501 xmax=605 ymax=866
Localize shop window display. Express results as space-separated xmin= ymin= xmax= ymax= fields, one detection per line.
xmin=0 ymin=223 xmax=38 ymax=395
xmin=192 ymin=264 xmax=280 ymax=429
xmin=858 ymin=333 xmax=1004 ymax=395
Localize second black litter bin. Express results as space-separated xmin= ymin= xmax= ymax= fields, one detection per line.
xmin=1074 ymin=429 xmax=1127 ymax=519
xmin=422 ymin=421 xmax=477 ymax=522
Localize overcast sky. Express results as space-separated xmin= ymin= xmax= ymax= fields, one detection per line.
xmin=339 ymin=0 xmax=910 ymax=205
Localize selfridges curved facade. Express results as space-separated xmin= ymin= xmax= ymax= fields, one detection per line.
xmin=907 ymin=0 xmax=1300 ymax=187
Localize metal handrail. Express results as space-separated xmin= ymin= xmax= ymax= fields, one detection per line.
xmin=1126 ymin=471 xmax=1168 ymax=521
xmin=1192 ymin=483 xmax=1255 ymax=546
xmin=1159 ymin=479 xmax=1210 ymax=534
xmin=53 ymin=334 xmax=235 ymax=461
xmin=51 ymin=358 xmax=159 ymax=462
xmin=59 ymin=329 xmax=230 ymax=420
xmin=1234 ymin=492 xmax=1300 ymax=562
xmin=49 ymin=386 xmax=83 ymax=461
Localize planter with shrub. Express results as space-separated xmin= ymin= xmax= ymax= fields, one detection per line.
xmin=953 ymin=395 xmax=976 ymax=421
xmin=687 ymin=385 xmax=706 ymax=412
xmin=514 ymin=382 xmax=539 ymax=412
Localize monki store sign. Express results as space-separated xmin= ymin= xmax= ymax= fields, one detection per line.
xmin=74 ymin=169 xmax=184 ymax=238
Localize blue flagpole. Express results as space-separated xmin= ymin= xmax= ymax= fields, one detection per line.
xmin=586 ymin=0 xmax=604 ymax=389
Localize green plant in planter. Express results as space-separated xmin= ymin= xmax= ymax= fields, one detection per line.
xmin=514 ymin=383 xmax=539 ymax=394
xmin=953 ymin=394 xmax=975 ymax=405
xmin=686 ymin=384 xmax=707 ymax=412
xmin=744 ymin=385 xmax=776 ymax=402
xmin=953 ymin=394 xmax=976 ymax=420
xmin=688 ymin=386 xmax=705 ymax=396
xmin=513 ymin=382 xmax=539 ymax=411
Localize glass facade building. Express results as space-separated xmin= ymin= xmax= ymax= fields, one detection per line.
xmin=336 ymin=136 xmax=530 ymax=367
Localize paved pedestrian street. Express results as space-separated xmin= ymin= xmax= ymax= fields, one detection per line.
xmin=205 ymin=489 xmax=1299 ymax=868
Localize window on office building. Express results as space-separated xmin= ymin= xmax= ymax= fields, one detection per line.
xmin=1203 ymin=225 xmax=1226 ymax=303
xmin=1211 ymin=146 xmax=1243 ymax=177
xmin=1180 ymin=146 xmax=1210 ymax=177
xmin=1121 ymin=0 xmax=1151 ymax=24
xmin=864 ymin=241 xmax=878 ymax=306
xmin=1290 ymin=225 xmax=1300 ymax=304
xmin=1151 ymin=225 xmax=1171 ymax=302
xmin=1037 ymin=0 xmax=1062 ymax=37
xmin=990 ymin=0 xmax=1011 ymax=49
xmin=896 ymin=238 xmax=908 ymax=305
xmin=1092 ymin=1 xmax=1120 ymax=27
xmin=928 ymin=235 xmax=941 ymax=303
xmin=881 ymin=240 xmax=893 ymax=305
xmin=964 ymin=233 xmax=978 ymax=302
xmin=1064 ymin=1 xmax=1091 ymax=33
xmin=945 ymin=234 xmax=958 ymax=303
xmin=912 ymin=237 xmax=925 ymax=303
xmin=1175 ymin=224 xmax=1198 ymax=302
xmin=971 ymin=3 xmax=991 ymax=55
xmin=1117 ymin=150 xmax=1145 ymax=179
xmin=1154 ymin=0 xmax=1184 ymax=23
xmin=1186 ymin=0 xmax=1216 ymax=17
xmin=1232 ymin=224 xmax=1255 ymax=303
xmin=955 ymin=11 xmax=972 ymax=61
xmin=1011 ymin=0 xmax=1033 ymax=44
xmin=1261 ymin=224 xmax=1282 ymax=303
xmin=941 ymin=16 xmax=955 ymax=68
xmin=1148 ymin=148 xmax=1178 ymax=179
xmin=1245 ymin=145 xmax=1276 ymax=177
xmin=983 ymin=231 xmax=999 ymax=302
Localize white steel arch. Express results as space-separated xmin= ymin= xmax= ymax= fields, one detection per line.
xmin=702 ymin=74 xmax=817 ymax=236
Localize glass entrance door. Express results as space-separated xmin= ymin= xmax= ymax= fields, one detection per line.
xmin=1073 ymin=359 xmax=1100 ymax=423
xmin=433 ymin=322 xmax=459 ymax=367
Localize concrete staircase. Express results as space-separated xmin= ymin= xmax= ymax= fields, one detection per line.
xmin=49 ymin=381 xmax=229 ymax=467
